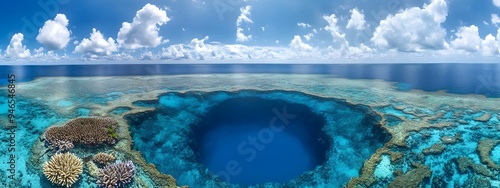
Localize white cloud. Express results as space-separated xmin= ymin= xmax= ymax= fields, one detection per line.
xmin=304 ymin=33 xmax=314 ymax=41
xmin=236 ymin=28 xmax=252 ymax=42
xmin=371 ymin=0 xmax=448 ymax=52
xmin=74 ymin=28 xmax=118 ymax=58
xmin=6 ymin=33 xmax=31 ymax=58
xmin=290 ymin=35 xmax=313 ymax=51
xmin=297 ymin=22 xmax=312 ymax=28
xmin=451 ymin=25 xmax=481 ymax=52
xmin=236 ymin=6 xmax=253 ymax=42
xmin=36 ymin=14 xmax=71 ymax=50
xmin=34 ymin=47 xmax=44 ymax=54
xmin=160 ymin=44 xmax=190 ymax=60
xmin=140 ymin=51 xmax=155 ymax=60
xmin=481 ymin=34 xmax=499 ymax=56
xmin=346 ymin=8 xmax=366 ymax=30
xmin=492 ymin=14 xmax=500 ymax=26
xmin=117 ymin=4 xmax=170 ymax=49
xmin=237 ymin=6 xmax=253 ymax=26
xmin=346 ymin=44 xmax=374 ymax=58
xmin=190 ymin=36 xmax=210 ymax=53
xmin=323 ymin=14 xmax=348 ymax=47
xmin=494 ymin=0 xmax=500 ymax=7
xmin=32 ymin=50 xmax=67 ymax=61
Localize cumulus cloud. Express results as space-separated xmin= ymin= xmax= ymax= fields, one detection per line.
xmin=6 ymin=33 xmax=31 ymax=58
xmin=236 ymin=28 xmax=252 ymax=42
xmin=323 ymin=14 xmax=348 ymax=47
xmin=371 ymin=0 xmax=448 ymax=52
xmin=346 ymin=8 xmax=366 ymax=30
xmin=451 ymin=25 xmax=481 ymax=52
xmin=36 ymin=14 xmax=71 ymax=50
xmin=140 ymin=51 xmax=155 ymax=60
xmin=74 ymin=28 xmax=118 ymax=58
xmin=160 ymin=44 xmax=190 ymax=60
xmin=155 ymin=36 xmax=380 ymax=61
xmin=492 ymin=14 xmax=500 ymax=26
xmin=346 ymin=44 xmax=374 ymax=58
xmin=494 ymin=0 xmax=500 ymax=7
xmin=481 ymin=34 xmax=499 ymax=56
xmin=236 ymin=6 xmax=253 ymax=42
xmin=117 ymin=4 xmax=170 ymax=49
xmin=290 ymin=35 xmax=313 ymax=51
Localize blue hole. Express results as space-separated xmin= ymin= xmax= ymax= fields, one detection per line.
xmin=190 ymin=97 xmax=330 ymax=185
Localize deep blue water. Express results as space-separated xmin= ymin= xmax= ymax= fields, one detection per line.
xmin=191 ymin=97 xmax=329 ymax=185
xmin=126 ymin=90 xmax=389 ymax=187
xmin=1 ymin=63 xmax=499 ymax=97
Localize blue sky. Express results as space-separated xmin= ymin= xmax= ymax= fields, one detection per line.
xmin=1 ymin=0 xmax=500 ymax=63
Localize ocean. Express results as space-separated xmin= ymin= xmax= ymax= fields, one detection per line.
xmin=0 ymin=63 xmax=499 ymax=187
xmin=0 ymin=63 xmax=499 ymax=96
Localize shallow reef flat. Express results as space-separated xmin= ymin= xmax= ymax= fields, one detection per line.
xmin=0 ymin=74 xmax=499 ymax=187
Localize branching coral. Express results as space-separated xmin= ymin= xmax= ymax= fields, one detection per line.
xmin=51 ymin=139 xmax=74 ymax=153
xmin=97 ymin=161 xmax=136 ymax=188
xmin=93 ymin=152 xmax=116 ymax=165
xmin=43 ymin=152 xmax=83 ymax=187
xmin=44 ymin=117 xmax=119 ymax=146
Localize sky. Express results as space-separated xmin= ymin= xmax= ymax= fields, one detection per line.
xmin=0 ymin=0 xmax=500 ymax=63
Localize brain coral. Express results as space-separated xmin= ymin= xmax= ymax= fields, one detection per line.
xmin=44 ymin=117 xmax=119 ymax=146
xmin=43 ymin=152 xmax=83 ymax=187
xmin=93 ymin=152 xmax=116 ymax=165
xmin=97 ymin=161 xmax=136 ymax=188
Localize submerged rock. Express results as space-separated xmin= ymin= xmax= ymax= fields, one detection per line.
xmin=388 ymin=165 xmax=431 ymax=188
xmin=474 ymin=113 xmax=492 ymax=122
xmin=440 ymin=134 xmax=462 ymax=144
xmin=477 ymin=139 xmax=500 ymax=170
xmin=422 ymin=143 xmax=446 ymax=155
xmin=455 ymin=157 xmax=493 ymax=177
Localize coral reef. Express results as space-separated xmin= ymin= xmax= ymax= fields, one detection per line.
xmin=93 ymin=152 xmax=116 ymax=165
xmin=44 ymin=117 xmax=119 ymax=146
xmin=440 ymin=134 xmax=462 ymax=144
xmin=388 ymin=164 xmax=431 ymax=188
xmin=86 ymin=161 xmax=99 ymax=178
xmin=51 ymin=139 xmax=74 ymax=153
xmin=477 ymin=139 xmax=500 ymax=170
xmin=16 ymin=75 xmax=500 ymax=187
xmin=422 ymin=143 xmax=446 ymax=155
xmin=455 ymin=157 xmax=493 ymax=177
xmin=43 ymin=152 xmax=83 ymax=187
xmin=474 ymin=113 xmax=491 ymax=122
xmin=97 ymin=161 xmax=136 ymax=188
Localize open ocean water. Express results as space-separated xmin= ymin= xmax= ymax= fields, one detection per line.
xmin=0 ymin=63 xmax=499 ymax=188
xmin=1 ymin=63 xmax=499 ymax=96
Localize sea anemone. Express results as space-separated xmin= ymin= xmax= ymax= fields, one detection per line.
xmin=97 ymin=161 xmax=136 ymax=188
xmin=43 ymin=152 xmax=83 ymax=187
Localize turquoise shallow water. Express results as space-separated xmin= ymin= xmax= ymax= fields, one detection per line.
xmin=0 ymin=73 xmax=499 ymax=187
